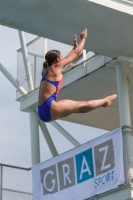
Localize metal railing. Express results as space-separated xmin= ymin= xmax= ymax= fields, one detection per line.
xmin=0 ymin=164 xmax=32 ymax=200
xmin=122 ymin=126 xmax=133 ymax=184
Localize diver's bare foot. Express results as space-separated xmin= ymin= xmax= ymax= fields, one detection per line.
xmin=103 ymin=94 xmax=117 ymax=108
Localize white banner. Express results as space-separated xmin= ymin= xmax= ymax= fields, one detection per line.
xmin=32 ymin=128 xmax=125 ymax=200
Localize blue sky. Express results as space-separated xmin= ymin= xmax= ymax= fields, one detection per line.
xmin=0 ymin=25 xmax=108 ymax=168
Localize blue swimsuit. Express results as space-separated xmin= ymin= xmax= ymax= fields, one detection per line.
xmin=38 ymin=68 xmax=63 ymax=122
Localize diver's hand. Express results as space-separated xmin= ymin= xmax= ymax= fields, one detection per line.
xmin=74 ymin=34 xmax=78 ymax=48
xmin=80 ymin=28 xmax=87 ymax=39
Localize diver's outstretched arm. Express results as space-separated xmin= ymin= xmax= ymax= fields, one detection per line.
xmin=57 ymin=28 xmax=87 ymax=69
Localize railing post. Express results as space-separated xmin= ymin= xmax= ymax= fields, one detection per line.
xmin=83 ymin=49 xmax=86 ymax=67
xmin=83 ymin=49 xmax=86 ymax=60
xmin=18 ymin=31 xmax=34 ymax=92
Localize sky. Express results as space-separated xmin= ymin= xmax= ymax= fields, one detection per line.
xmin=0 ymin=25 xmax=108 ymax=168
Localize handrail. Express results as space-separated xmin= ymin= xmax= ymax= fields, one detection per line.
xmin=0 ymin=163 xmax=31 ymax=170
xmin=63 ymin=54 xmax=98 ymax=74
xmin=122 ymin=125 xmax=133 ymax=130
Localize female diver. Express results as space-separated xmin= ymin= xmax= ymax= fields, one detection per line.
xmin=38 ymin=28 xmax=117 ymax=122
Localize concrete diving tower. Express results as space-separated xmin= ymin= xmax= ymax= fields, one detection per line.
xmin=1 ymin=1 xmax=133 ymax=199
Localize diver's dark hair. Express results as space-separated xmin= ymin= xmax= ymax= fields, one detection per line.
xmin=42 ymin=50 xmax=60 ymax=77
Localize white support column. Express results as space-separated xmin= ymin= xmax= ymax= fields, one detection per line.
xmin=51 ymin=121 xmax=80 ymax=147
xmin=29 ymin=110 xmax=40 ymax=166
xmin=44 ymin=38 xmax=47 ymax=60
xmin=0 ymin=63 xmax=27 ymax=95
xmin=39 ymin=120 xmax=58 ymax=157
xmin=126 ymin=66 xmax=133 ymax=94
xmin=116 ymin=61 xmax=131 ymax=126
xmin=18 ymin=31 xmax=34 ymax=91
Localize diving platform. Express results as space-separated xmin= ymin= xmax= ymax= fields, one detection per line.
xmin=0 ymin=0 xmax=133 ymax=58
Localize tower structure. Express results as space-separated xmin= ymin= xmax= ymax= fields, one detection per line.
xmin=1 ymin=0 xmax=133 ymax=199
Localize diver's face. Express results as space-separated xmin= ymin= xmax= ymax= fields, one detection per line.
xmin=59 ymin=53 xmax=63 ymax=59
xmin=57 ymin=53 xmax=63 ymax=62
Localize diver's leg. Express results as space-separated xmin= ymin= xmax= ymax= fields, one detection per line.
xmin=50 ymin=94 xmax=117 ymax=120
